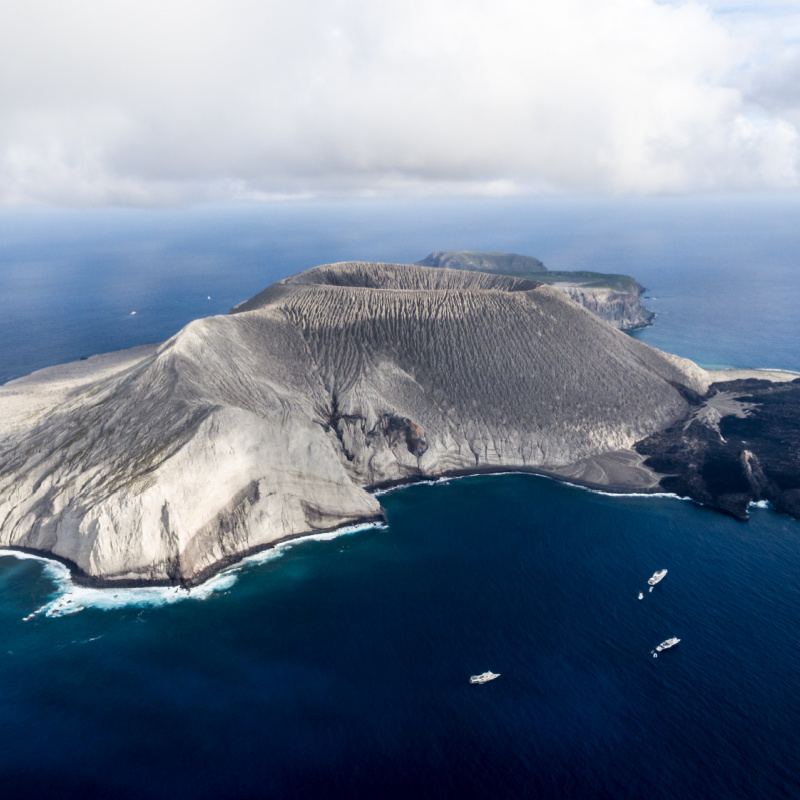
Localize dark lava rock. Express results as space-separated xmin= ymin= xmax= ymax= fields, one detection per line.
xmin=636 ymin=378 xmax=800 ymax=519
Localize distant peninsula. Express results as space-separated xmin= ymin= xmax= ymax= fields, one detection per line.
xmin=416 ymin=251 xmax=655 ymax=330
xmin=0 ymin=258 xmax=797 ymax=587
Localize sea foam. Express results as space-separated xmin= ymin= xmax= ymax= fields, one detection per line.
xmin=1 ymin=521 xmax=387 ymax=620
xmin=749 ymin=499 xmax=771 ymax=509
xmin=373 ymin=470 xmax=687 ymax=503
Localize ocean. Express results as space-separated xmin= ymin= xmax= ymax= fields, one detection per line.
xmin=1 ymin=194 xmax=799 ymax=798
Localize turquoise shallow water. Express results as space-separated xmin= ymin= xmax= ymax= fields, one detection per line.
xmin=0 ymin=196 xmax=799 ymax=798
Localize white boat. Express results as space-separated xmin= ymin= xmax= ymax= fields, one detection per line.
xmin=652 ymin=637 xmax=680 ymax=658
xmin=648 ymin=569 xmax=668 ymax=586
xmin=469 ymin=671 xmax=500 ymax=684
xmin=638 ymin=592 xmax=644 ymax=600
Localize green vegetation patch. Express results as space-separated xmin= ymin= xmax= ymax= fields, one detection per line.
xmin=416 ymin=252 xmax=643 ymax=293
xmin=416 ymin=251 xmax=547 ymax=274
xmin=536 ymin=271 xmax=642 ymax=293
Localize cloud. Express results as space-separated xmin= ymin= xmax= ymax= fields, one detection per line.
xmin=0 ymin=0 xmax=797 ymax=205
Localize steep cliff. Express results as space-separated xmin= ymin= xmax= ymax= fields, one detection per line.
xmin=549 ymin=284 xmax=655 ymax=330
xmin=415 ymin=251 xmax=654 ymax=330
xmin=0 ymin=262 xmax=707 ymax=586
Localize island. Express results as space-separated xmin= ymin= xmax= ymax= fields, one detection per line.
xmin=416 ymin=251 xmax=655 ymax=330
xmin=0 ymin=259 xmax=797 ymax=587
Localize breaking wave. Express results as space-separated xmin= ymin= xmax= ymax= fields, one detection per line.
xmin=749 ymin=499 xmax=771 ymax=509
xmin=1 ymin=521 xmax=387 ymax=620
xmin=373 ymin=470 xmax=686 ymax=503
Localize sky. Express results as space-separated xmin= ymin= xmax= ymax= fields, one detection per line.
xmin=1 ymin=0 xmax=799 ymax=206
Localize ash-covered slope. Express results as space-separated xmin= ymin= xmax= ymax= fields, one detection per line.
xmin=0 ymin=262 xmax=708 ymax=586
xmin=546 ymin=283 xmax=655 ymax=330
xmin=416 ymin=251 xmax=655 ymax=330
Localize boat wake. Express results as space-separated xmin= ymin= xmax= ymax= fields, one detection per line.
xmin=2 ymin=521 xmax=387 ymax=620
xmin=652 ymin=637 xmax=680 ymax=658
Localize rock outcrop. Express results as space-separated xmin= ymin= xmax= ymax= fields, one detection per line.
xmin=0 ymin=262 xmax=708 ymax=586
xmin=636 ymin=377 xmax=800 ymax=520
xmin=415 ymin=251 xmax=654 ymax=330
xmin=550 ymin=284 xmax=655 ymax=330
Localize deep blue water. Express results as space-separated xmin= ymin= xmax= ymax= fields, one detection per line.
xmin=1 ymin=195 xmax=799 ymax=798
xmin=2 ymin=193 xmax=800 ymax=383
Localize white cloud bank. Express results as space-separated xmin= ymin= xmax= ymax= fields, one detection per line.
xmin=0 ymin=0 xmax=798 ymax=205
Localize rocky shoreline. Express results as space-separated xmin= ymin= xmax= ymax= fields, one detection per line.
xmin=636 ymin=376 xmax=800 ymax=520
xmin=1 ymin=261 xmax=796 ymax=588
xmin=0 ymin=458 xmax=669 ymax=590
xmin=3 ymin=368 xmax=799 ymax=591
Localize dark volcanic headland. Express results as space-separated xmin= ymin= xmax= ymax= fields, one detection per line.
xmin=637 ymin=377 xmax=800 ymax=520
xmin=0 ymin=260 xmax=797 ymax=587
xmin=416 ymin=250 xmax=655 ymax=330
